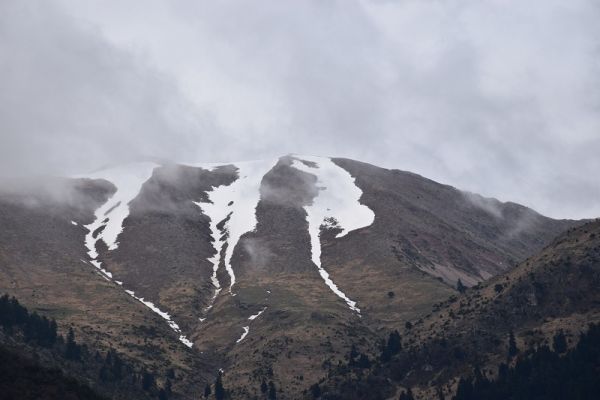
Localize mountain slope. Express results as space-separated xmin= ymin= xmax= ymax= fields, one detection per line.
xmin=0 ymin=155 xmax=580 ymax=398
xmin=317 ymin=219 xmax=600 ymax=399
xmin=0 ymin=177 xmax=213 ymax=398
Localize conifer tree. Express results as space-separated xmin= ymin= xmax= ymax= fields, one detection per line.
xmin=165 ymin=378 xmax=172 ymax=395
xmin=158 ymin=389 xmax=168 ymax=400
xmin=454 ymin=378 xmax=473 ymax=400
xmin=215 ymin=373 xmax=225 ymax=400
xmin=310 ymin=383 xmax=321 ymax=399
xmin=381 ymin=330 xmax=402 ymax=361
xmin=141 ymin=370 xmax=155 ymax=391
xmin=456 ymin=279 xmax=466 ymax=293
xmin=553 ymin=331 xmax=567 ymax=353
xmin=357 ymin=353 xmax=371 ymax=369
xmin=399 ymin=388 xmax=415 ymax=400
xmin=268 ymin=381 xmax=276 ymax=400
xmin=436 ymin=386 xmax=445 ymax=400
xmin=260 ymin=379 xmax=268 ymax=395
xmin=65 ymin=327 xmax=81 ymax=360
xmin=508 ymin=330 xmax=519 ymax=358
xmin=349 ymin=344 xmax=359 ymax=366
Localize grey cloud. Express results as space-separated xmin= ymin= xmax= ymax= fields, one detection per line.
xmin=0 ymin=0 xmax=219 ymax=178
xmin=2 ymin=0 xmax=600 ymax=219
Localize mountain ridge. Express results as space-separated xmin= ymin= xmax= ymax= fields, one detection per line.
xmin=0 ymin=154 xmax=582 ymax=398
xmin=315 ymin=218 xmax=600 ymax=399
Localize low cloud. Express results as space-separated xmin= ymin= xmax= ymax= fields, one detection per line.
xmin=462 ymin=191 xmax=504 ymax=220
xmin=0 ymin=1 xmax=220 ymax=178
xmin=1 ymin=0 xmax=599 ymax=219
xmin=242 ymin=238 xmax=274 ymax=269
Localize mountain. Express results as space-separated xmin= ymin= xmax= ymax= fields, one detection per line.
xmin=0 ymin=155 xmax=580 ymax=399
xmin=317 ymin=219 xmax=600 ymax=399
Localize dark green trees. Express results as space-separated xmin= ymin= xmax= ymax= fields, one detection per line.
xmin=453 ymin=323 xmax=600 ymax=400
xmin=65 ymin=327 xmax=81 ymax=360
xmin=99 ymin=349 xmax=125 ymax=382
xmin=552 ymin=331 xmax=567 ymax=353
xmin=268 ymin=381 xmax=277 ymax=400
xmin=215 ymin=373 xmax=225 ymax=400
xmin=141 ymin=370 xmax=155 ymax=391
xmin=456 ymin=279 xmax=466 ymax=293
xmin=508 ymin=330 xmax=519 ymax=358
xmin=399 ymin=388 xmax=415 ymax=400
xmin=357 ymin=353 xmax=371 ymax=369
xmin=0 ymin=294 xmax=58 ymax=348
xmin=260 ymin=379 xmax=268 ymax=395
xmin=381 ymin=330 xmax=402 ymax=362
xmin=310 ymin=383 xmax=321 ymax=398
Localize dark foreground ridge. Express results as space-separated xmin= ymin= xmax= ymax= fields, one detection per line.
xmin=0 ymin=294 xmax=173 ymax=400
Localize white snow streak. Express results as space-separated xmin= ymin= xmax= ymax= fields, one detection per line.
xmin=90 ymin=259 xmax=112 ymax=279
xmin=248 ymin=306 xmax=267 ymax=321
xmin=195 ymin=159 xmax=277 ymax=297
xmin=79 ymin=162 xmax=193 ymax=348
xmin=291 ymin=155 xmax=375 ymax=314
xmin=236 ymin=326 xmax=250 ymax=343
xmin=235 ymin=307 xmax=267 ymax=344
xmin=71 ymin=220 xmax=78 ymax=226
xmin=82 ymin=162 xmax=157 ymax=257
xmin=125 ymin=290 xmax=193 ymax=348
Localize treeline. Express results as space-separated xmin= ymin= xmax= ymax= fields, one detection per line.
xmin=0 ymin=293 xmax=173 ymax=400
xmin=0 ymin=346 xmax=107 ymax=400
xmin=304 ymin=332 xmax=403 ymax=399
xmin=313 ymin=323 xmax=600 ymax=400
xmin=0 ymin=294 xmax=58 ymax=347
xmin=453 ymin=323 xmax=600 ymax=400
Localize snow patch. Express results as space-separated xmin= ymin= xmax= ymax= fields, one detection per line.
xmin=291 ymin=155 xmax=375 ymax=314
xmin=195 ymin=159 xmax=277 ymax=296
xmin=235 ymin=307 xmax=267 ymax=344
xmin=236 ymin=326 xmax=250 ymax=343
xmin=81 ymin=162 xmax=157 ymax=257
xmin=70 ymin=220 xmax=78 ymax=226
xmin=248 ymin=307 xmax=267 ymax=321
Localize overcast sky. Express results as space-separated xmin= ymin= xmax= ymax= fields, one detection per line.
xmin=1 ymin=0 xmax=599 ymax=219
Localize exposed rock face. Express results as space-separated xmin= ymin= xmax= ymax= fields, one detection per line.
xmin=0 ymin=155 xmax=580 ymax=399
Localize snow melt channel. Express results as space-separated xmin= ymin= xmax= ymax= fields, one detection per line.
xmin=80 ymin=162 xmax=193 ymax=348
xmin=291 ymin=156 xmax=375 ymax=314
xmin=195 ymin=159 xmax=277 ymax=299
